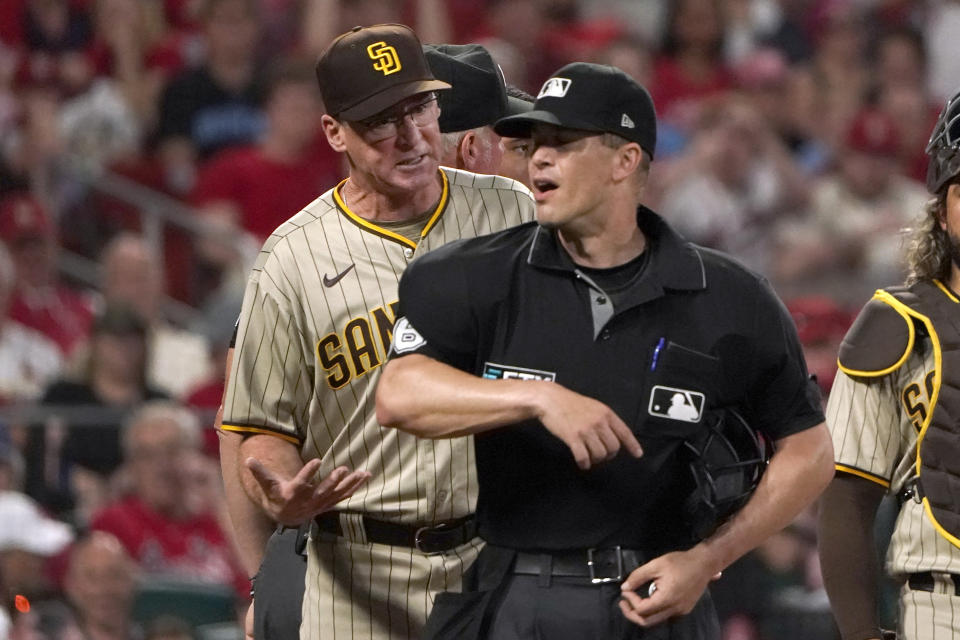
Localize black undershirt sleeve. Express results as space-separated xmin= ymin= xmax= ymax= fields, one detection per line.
xmin=817 ymin=472 xmax=887 ymax=640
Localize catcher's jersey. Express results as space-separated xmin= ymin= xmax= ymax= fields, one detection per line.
xmin=827 ymin=340 xmax=960 ymax=575
xmin=222 ymin=168 xmax=535 ymax=525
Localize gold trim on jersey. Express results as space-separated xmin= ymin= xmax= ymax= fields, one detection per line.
xmin=875 ymin=280 xmax=960 ymax=548
xmin=924 ymin=498 xmax=960 ymax=548
xmin=836 ymin=289 xmax=916 ymax=378
xmin=220 ymin=423 xmax=303 ymax=445
xmin=835 ymin=463 xmax=891 ymax=488
xmin=934 ymin=278 xmax=960 ymax=303
xmin=332 ymin=170 xmax=450 ymax=250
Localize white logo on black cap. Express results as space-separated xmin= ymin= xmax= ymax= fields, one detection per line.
xmin=621 ymin=113 xmax=635 ymax=129
xmin=538 ymin=78 xmax=571 ymax=99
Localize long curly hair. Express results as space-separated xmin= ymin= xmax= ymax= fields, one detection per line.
xmin=905 ymin=192 xmax=952 ymax=285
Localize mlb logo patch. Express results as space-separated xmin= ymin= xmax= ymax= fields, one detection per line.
xmin=538 ymin=78 xmax=572 ymax=99
xmin=648 ymin=385 xmax=704 ymax=423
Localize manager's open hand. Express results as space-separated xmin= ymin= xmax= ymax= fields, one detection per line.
xmin=245 ymin=457 xmax=371 ymax=526
xmin=535 ymin=383 xmax=643 ymax=470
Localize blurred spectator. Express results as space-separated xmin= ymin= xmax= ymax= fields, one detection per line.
xmin=772 ymin=107 xmax=928 ymax=302
xmin=872 ymin=27 xmax=941 ymax=183
xmin=89 ymin=401 xmax=248 ymax=601
xmin=0 ymin=490 xmax=74 ymax=605
xmin=2 ymin=87 xmax=65 ymax=209
xmin=924 ymin=0 xmax=960 ymax=102
xmin=592 ymin=34 xmax=653 ymax=89
xmin=0 ymin=427 xmax=26 ymax=492
xmin=28 ymin=304 xmax=168 ymax=521
xmin=731 ymin=47 xmax=830 ymax=174
xmin=714 ymin=513 xmax=839 ymax=640
xmin=878 ymin=83 xmax=940 ymax=185
xmin=99 ymin=233 xmax=211 ymax=398
xmin=16 ymin=598 xmax=86 ymax=640
xmin=651 ymin=0 xmax=732 ymax=135
xmin=723 ymin=0 xmax=813 ymax=65
xmin=17 ymin=0 xmax=94 ymax=95
xmin=64 ymin=531 xmax=140 ymax=640
xmin=0 ymin=192 xmax=94 ymax=358
xmin=0 ymin=240 xmax=63 ymax=404
xmin=806 ymin=1 xmax=870 ymax=150
xmin=786 ymin=296 xmax=854 ymax=396
xmin=85 ymin=0 xmax=187 ymax=126
xmin=474 ymin=0 xmax=555 ymax=92
xmin=156 ymin=0 xmax=266 ymax=197
xmin=873 ymin=25 xmax=927 ymax=95
xmin=190 ymin=57 xmax=340 ymax=241
xmin=578 ymin=0 xmax=666 ymax=51
xmin=299 ymin=0 xmax=455 ymax=60
xmin=657 ymin=96 xmax=809 ymax=273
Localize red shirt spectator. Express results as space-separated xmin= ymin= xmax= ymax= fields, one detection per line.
xmin=191 ymin=58 xmax=341 ymax=240
xmin=89 ymin=401 xmax=248 ymax=600
xmin=191 ymin=135 xmax=340 ymax=239
xmin=91 ymin=494 xmax=248 ymax=599
xmin=651 ymin=56 xmax=732 ymax=130
xmin=0 ymin=193 xmax=93 ymax=356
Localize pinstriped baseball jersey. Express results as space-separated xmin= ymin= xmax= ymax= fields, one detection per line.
xmin=221 ymin=166 xmax=533 ymax=639
xmin=223 ymin=167 xmax=533 ymax=521
xmin=826 ymin=343 xmax=960 ymax=576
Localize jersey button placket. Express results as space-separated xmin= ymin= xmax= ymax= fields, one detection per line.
xmin=403 ymin=247 xmax=414 ymax=259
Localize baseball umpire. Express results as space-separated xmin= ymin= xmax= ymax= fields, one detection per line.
xmin=219 ymin=24 xmax=535 ymax=640
xmin=423 ymin=43 xmax=531 ymax=176
xmin=818 ymin=88 xmax=960 ymax=640
xmin=376 ymin=61 xmax=834 ymax=639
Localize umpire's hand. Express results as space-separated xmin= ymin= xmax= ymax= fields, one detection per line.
xmin=534 ymin=383 xmax=643 ymax=470
xmin=245 ymin=457 xmax=371 ymax=526
xmin=618 ymin=547 xmax=722 ymax=627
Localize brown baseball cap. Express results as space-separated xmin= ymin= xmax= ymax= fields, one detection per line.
xmin=316 ymin=24 xmax=451 ymax=121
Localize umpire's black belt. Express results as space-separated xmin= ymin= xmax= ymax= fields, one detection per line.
xmin=512 ymin=546 xmax=645 ymax=584
xmin=314 ymin=512 xmax=477 ymax=554
xmin=907 ymin=571 xmax=960 ymax=596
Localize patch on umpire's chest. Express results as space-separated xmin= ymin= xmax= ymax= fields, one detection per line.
xmin=391 ymin=317 xmax=426 ymax=354
xmin=648 ymin=385 xmax=704 ymax=423
xmin=482 ymin=362 xmax=556 ymax=381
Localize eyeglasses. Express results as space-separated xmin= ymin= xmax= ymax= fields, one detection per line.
xmin=352 ymin=95 xmax=440 ymax=143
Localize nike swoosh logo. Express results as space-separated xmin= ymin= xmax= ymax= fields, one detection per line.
xmin=323 ymin=263 xmax=355 ymax=287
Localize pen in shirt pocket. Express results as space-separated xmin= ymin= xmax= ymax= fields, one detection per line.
xmin=650 ymin=337 xmax=665 ymax=371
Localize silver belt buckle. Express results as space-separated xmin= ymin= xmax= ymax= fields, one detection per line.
xmin=588 ymin=545 xmax=624 ymax=584
xmin=414 ymin=522 xmax=451 ymax=555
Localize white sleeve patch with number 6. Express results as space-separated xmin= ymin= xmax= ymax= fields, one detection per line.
xmin=392 ymin=317 xmax=427 ymax=354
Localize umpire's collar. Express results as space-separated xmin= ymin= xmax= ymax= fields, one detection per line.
xmin=527 ymin=206 xmax=706 ymax=303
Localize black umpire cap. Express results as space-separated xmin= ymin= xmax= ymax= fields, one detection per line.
xmin=494 ymin=62 xmax=657 ymax=159
xmin=315 ymin=24 xmax=450 ymax=121
xmin=423 ymin=43 xmax=531 ymax=133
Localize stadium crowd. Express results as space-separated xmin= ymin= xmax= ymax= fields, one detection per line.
xmin=0 ymin=0 xmax=953 ymax=637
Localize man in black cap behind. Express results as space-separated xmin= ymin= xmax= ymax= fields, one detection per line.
xmin=423 ymin=43 xmax=531 ymax=178
xmin=217 ymin=23 xmax=535 ymax=640
xmin=376 ymin=62 xmax=834 ymax=639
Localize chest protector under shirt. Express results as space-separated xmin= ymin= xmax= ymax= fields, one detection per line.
xmin=838 ymin=279 xmax=960 ymax=549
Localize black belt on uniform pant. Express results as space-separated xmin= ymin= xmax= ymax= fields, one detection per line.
xmin=512 ymin=546 xmax=645 ymax=584
xmin=907 ymin=571 xmax=960 ymax=596
xmin=314 ymin=512 xmax=477 ymax=554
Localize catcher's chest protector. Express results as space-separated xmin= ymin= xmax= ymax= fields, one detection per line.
xmin=839 ymin=280 xmax=960 ymax=548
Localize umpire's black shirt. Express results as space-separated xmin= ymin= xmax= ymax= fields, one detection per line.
xmin=391 ymin=207 xmax=823 ymax=555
